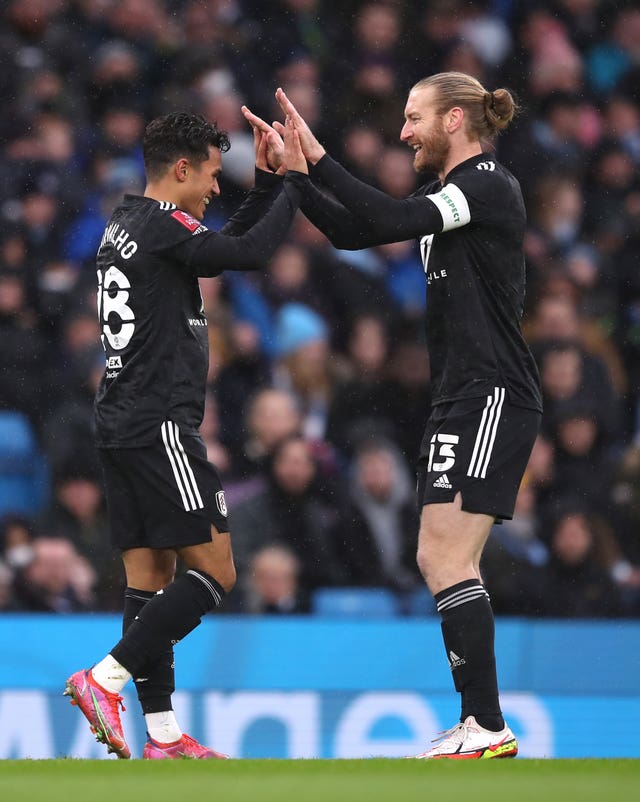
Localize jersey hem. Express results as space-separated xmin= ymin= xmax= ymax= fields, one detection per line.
xmin=431 ymin=391 xmax=542 ymax=414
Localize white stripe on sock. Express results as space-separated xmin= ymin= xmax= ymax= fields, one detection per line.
xmin=187 ymin=570 xmax=222 ymax=606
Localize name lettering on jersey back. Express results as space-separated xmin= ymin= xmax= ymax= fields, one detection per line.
xmin=100 ymin=223 xmax=138 ymax=259
xmin=188 ymin=318 xmax=208 ymax=327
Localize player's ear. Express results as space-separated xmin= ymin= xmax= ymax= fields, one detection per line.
xmin=175 ymin=158 xmax=190 ymax=181
xmin=445 ymin=107 xmax=464 ymax=133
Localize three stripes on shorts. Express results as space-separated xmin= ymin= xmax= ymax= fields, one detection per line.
xmin=160 ymin=420 xmax=204 ymax=511
xmin=467 ymin=387 xmax=505 ymax=479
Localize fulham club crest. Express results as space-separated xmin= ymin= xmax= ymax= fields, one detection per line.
xmin=215 ymin=491 xmax=227 ymax=517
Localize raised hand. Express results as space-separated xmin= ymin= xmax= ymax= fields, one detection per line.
xmin=242 ymin=105 xmax=285 ymax=173
xmin=283 ymin=116 xmax=308 ymax=175
xmin=275 ymin=87 xmax=326 ymax=164
xmin=252 ymin=127 xmax=270 ymax=173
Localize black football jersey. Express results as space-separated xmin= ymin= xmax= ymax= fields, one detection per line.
xmin=95 ymin=171 xmax=305 ymax=446
xmin=301 ymin=154 xmax=542 ymax=412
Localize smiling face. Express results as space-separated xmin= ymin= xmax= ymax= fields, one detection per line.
xmin=180 ymin=145 xmax=222 ymax=219
xmin=400 ymin=86 xmax=450 ymax=175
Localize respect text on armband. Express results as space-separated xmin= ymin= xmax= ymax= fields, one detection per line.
xmin=438 ymin=191 xmax=460 ymax=223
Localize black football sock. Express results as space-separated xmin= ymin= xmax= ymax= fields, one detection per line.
xmin=435 ymin=579 xmax=504 ymax=732
xmin=112 ymin=570 xmax=225 ymax=678
xmin=123 ymin=587 xmax=176 ymax=714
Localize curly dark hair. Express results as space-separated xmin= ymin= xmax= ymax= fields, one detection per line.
xmin=143 ymin=111 xmax=231 ymax=180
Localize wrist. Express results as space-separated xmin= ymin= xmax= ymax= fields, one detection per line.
xmin=307 ymin=146 xmax=326 ymax=166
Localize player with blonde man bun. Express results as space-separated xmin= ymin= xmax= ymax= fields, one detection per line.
xmin=243 ymin=72 xmax=541 ymax=759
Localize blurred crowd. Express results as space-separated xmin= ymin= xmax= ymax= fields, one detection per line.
xmin=1 ymin=0 xmax=640 ymax=618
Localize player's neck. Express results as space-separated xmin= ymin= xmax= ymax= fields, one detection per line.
xmin=144 ymin=181 xmax=183 ymax=208
xmin=440 ymin=140 xmax=483 ymax=182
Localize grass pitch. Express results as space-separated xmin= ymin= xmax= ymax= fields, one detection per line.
xmin=1 ymin=758 xmax=638 ymax=802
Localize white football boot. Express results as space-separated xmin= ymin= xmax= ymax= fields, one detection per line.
xmin=410 ymin=715 xmax=518 ymax=760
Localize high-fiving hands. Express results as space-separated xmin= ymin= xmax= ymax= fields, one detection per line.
xmin=274 ymin=88 xmax=325 ymax=165
xmin=250 ymin=125 xmax=271 ymax=173
xmin=242 ymin=86 xmax=325 ymax=174
xmin=282 ymin=116 xmax=308 ymax=174
xmin=242 ymin=105 xmax=285 ymax=173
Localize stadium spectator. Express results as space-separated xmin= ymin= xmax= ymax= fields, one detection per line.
xmin=240 ymin=544 xmax=309 ymax=615
xmin=538 ymin=341 xmax=621 ymax=445
xmin=337 ymin=438 xmax=421 ymax=594
xmin=584 ymin=140 xmax=638 ymax=255
xmin=586 ymin=5 xmax=640 ymax=95
xmin=547 ymin=400 xmax=614 ymax=515
xmin=481 ymin=482 xmax=548 ymax=616
xmin=0 ymin=560 xmax=17 ymax=611
xmin=333 ymin=1 xmax=410 ymax=139
xmin=0 ymin=267 xmax=51 ymax=431
xmin=601 ymin=92 xmax=640 ymax=165
xmin=0 ymin=514 xmax=36 ymax=573
xmin=271 ymin=302 xmax=334 ymax=440
xmin=229 ymin=433 xmax=345 ymax=592
xmin=40 ymin=460 xmax=123 ymax=611
xmin=326 ymin=313 xmax=395 ymax=457
xmin=536 ymin=509 xmax=624 ymax=618
xmin=225 ymin=386 xmax=302 ymax=492
xmin=43 ymin=344 xmax=103 ymax=467
xmin=339 ymin=123 xmax=385 ymax=183
xmin=12 ymin=536 xmax=96 ymax=613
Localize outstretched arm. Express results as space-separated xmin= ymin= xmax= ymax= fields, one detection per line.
xmin=171 ymin=122 xmax=309 ymax=276
xmin=219 ymin=130 xmax=282 ymax=237
xmin=275 ymin=88 xmax=447 ymax=243
xmin=242 ymin=103 xmax=414 ymax=248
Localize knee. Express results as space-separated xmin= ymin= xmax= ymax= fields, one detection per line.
xmin=416 ymin=540 xmax=435 ymax=588
xmin=198 ymin=561 xmax=236 ymax=595
xmin=416 ymin=525 xmax=450 ymax=593
xmin=217 ymin=561 xmax=236 ymax=595
xmin=158 ymin=569 xmax=176 ymax=588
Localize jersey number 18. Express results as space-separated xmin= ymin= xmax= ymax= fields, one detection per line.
xmin=97 ymin=266 xmax=135 ymax=351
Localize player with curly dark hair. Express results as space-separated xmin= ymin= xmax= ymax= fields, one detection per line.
xmin=64 ymin=111 xmax=309 ymax=759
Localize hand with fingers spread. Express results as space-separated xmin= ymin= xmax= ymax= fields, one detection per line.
xmin=282 ymin=115 xmax=308 ymax=175
xmin=275 ymin=87 xmax=326 ymax=165
xmin=242 ymin=105 xmax=285 ymax=173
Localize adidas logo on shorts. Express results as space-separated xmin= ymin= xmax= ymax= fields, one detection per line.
xmin=433 ymin=473 xmax=453 ymax=489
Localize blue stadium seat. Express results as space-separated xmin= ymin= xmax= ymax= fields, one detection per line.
xmin=0 ymin=410 xmax=49 ymax=517
xmin=311 ymin=587 xmax=401 ymax=618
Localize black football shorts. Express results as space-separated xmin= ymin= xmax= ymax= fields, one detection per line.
xmin=99 ymin=420 xmax=229 ymax=551
xmin=416 ymin=388 xmax=541 ymax=521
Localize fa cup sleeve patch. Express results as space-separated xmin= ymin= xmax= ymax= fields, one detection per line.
xmin=171 ymin=210 xmax=202 ymax=232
